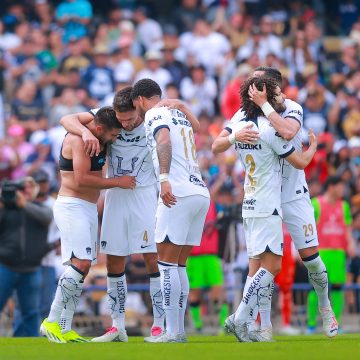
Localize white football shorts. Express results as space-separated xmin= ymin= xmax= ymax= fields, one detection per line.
xmin=100 ymin=185 xmax=157 ymax=256
xmin=155 ymin=194 xmax=210 ymax=246
xmin=54 ymin=195 xmax=98 ymax=265
xmin=282 ymin=194 xmax=319 ymax=250
xmin=244 ymin=215 xmax=283 ymax=257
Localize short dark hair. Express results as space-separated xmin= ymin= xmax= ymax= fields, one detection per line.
xmin=94 ymin=106 xmax=122 ymax=130
xmin=131 ymin=78 xmax=162 ymax=100
xmin=324 ymin=175 xmax=342 ymax=190
xmin=240 ymin=76 xmax=280 ymax=119
xmin=113 ymin=86 xmax=135 ymax=113
xmin=255 ymin=66 xmax=282 ymax=85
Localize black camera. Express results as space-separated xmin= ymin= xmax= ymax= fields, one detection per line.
xmin=0 ymin=180 xmax=25 ymax=208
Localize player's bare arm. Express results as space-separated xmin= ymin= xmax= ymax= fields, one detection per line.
xmin=155 ymin=128 xmax=176 ymax=207
xmin=71 ymin=136 xmax=136 ymax=189
xmin=248 ymin=84 xmax=300 ymax=140
xmin=156 ymin=98 xmax=200 ymax=132
xmin=212 ymin=124 xmax=260 ymax=155
xmin=60 ymin=112 xmax=100 ymax=157
xmin=285 ymin=129 xmax=317 ymax=169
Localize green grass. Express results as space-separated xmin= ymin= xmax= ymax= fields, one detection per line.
xmin=0 ymin=335 xmax=359 ymax=360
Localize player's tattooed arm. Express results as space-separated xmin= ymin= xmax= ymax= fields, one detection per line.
xmin=155 ymin=128 xmax=172 ymax=174
xmin=155 ymin=128 xmax=176 ymax=207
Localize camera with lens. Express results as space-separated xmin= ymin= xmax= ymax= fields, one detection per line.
xmin=0 ymin=180 xmax=25 ymax=208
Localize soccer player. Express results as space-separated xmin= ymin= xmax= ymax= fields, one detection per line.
xmin=307 ymin=176 xmax=355 ymax=333
xmin=40 ymin=107 xmax=135 ymax=343
xmin=213 ymin=66 xmax=338 ymax=341
xmin=131 ymin=78 xmax=211 ymax=342
xmin=212 ymin=76 xmax=317 ymax=342
xmin=60 ymin=87 xmax=200 ymax=342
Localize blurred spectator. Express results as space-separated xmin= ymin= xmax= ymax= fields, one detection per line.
xmin=111 ymin=45 xmax=136 ymax=85
xmin=220 ymin=64 xmax=253 ymax=120
xmin=162 ymin=41 xmax=189 ymax=89
xmin=0 ymin=175 xmax=53 ymax=336
xmin=8 ymin=81 xmax=48 ymax=135
xmin=24 ymin=130 xmax=57 ymax=189
xmin=81 ymin=45 xmax=115 ymax=102
xmin=134 ymin=50 xmax=172 ymax=94
xmin=180 ymin=64 xmax=217 ymax=117
xmin=133 ymin=5 xmax=163 ymax=53
xmin=307 ymin=176 xmax=356 ymax=333
xmin=333 ymin=38 xmax=359 ymax=77
xmin=170 ymin=0 xmax=205 ymax=34
xmin=55 ymin=0 xmax=92 ymax=43
xmin=284 ymin=30 xmax=314 ymax=85
xmin=177 ymin=18 xmax=231 ymax=76
xmin=188 ymin=201 xmax=228 ymax=333
xmin=0 ymin=137 xmax=19 ymax=180
xmin=275 ymin=225 xmax=300 ymax=335
xmin=349 ymin=210 xmax=360 ymax=312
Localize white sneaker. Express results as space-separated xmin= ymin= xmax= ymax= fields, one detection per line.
xmin=320 ymin=307 xmax=338 ymax=338
xmin=248 ymin=328 xmax=274 ymax=342
xmin=224 ymin=314 xmax=251 ymax=342
xmin=279 ymin=325 xmax=301 ymax=336
xmin=146 ymin=332 xmax=179 ymax=343
xmin=91 ymin=327 xmax=128 ymax=342
xmin=144 ymin=327 xmax=165 ymax=343
xmin=177 ymin=333 xmax=187 ymax=343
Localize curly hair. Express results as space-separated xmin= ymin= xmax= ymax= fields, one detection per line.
xmin=94 ymin=106 xmax=122 ymax=130
xmin=240 ymin=76 xmax=280 ymax=119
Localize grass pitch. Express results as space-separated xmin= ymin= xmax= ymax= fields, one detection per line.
xmin=0 ymin=334 xmax=359 ymax=360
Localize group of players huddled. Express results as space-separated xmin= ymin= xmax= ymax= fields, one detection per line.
xmin=40 ymin=68 xmax=338 ymax=344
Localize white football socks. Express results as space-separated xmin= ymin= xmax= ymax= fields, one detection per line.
xmin=178 ymin=265 xmax=189 ymax=334
xmin=158 ymin=261 xmax=181 ymax=336
xmin=149 ymin=273 xmax=165 ymax=329
xmin=235 ymin=268 xmax=274 ymax=325
xmin=107 ymin=273 xmax=127 ymax=331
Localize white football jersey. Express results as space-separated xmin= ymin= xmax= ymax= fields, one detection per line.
xmin=229 ymin=99 xmax=308 ymax=203
xmin=226 ymin=116 xmax=295 ymax=218
xmin=144 ymin=106 xmax=210 ymax=198
xmin=90 ymin=109 xmax=156 ymax=187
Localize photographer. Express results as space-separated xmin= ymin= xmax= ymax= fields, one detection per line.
xmin=0 ymin=176 xmax=53 ymax=337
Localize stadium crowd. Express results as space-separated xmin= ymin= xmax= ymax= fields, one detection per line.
xmin=0 ymin=0 xmax=360 ymax=338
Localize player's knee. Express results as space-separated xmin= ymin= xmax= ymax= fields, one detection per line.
xmin=76 ymin=260 xmax=91 ymax=276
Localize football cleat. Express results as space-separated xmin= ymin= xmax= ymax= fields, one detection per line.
xmin=91 ymin=327 xmax=128 ymax=342
xmin=320 ymin=307 xmax=338 ymax=338
xmin=176 ymin=333 xmax=188 ymax=343
xmin=248 ymin=327 xmax=274 ymax=342
xmin=145 ymin=332 xmax=179 ymax=343
xmin=40 ymin=318 xmax=66 ymax=343
xmin=224 ymin=314 xmax=252 ymax=342
xmin=62 ymin=329 xmax=89 ymax=343
xmin=144 ymin=326 xmax=164 ymax=342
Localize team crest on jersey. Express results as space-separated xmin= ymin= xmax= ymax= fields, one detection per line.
xmin=101 ymin=241 xmax=107 ymax=249
xmin=86 ymin=247 xmax=91 ymax=254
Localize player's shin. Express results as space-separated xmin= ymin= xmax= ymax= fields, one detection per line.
xmin=149 ymin=272 xmax=165 ymax=329
xmin=234 ymin=268 xmax=274 ymax=324
xmin=107 ymin=272 xmax=127 ymax=330
xmin=158 ymin=261 xmax=181 ymax=336
xmin=302 ymin=253 xmax=330 ymax=308
xmin=178 ymin=265 xmax=189 ymax=335
xmin=259 ymin=281 xmax=274 ymax=330
xmin=58 ymin=266 xmax=85 ymax=333
xmin=48 ymin=265 xmax=84 ymax=325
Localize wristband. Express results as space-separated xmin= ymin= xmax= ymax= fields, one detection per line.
xmin=261 ymin=101 xmax=275 ymax=118
xmin=159 ymin=173 xmax=169 ymax=183
xmin=228 ymin=132 xmax=236 ymax=145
